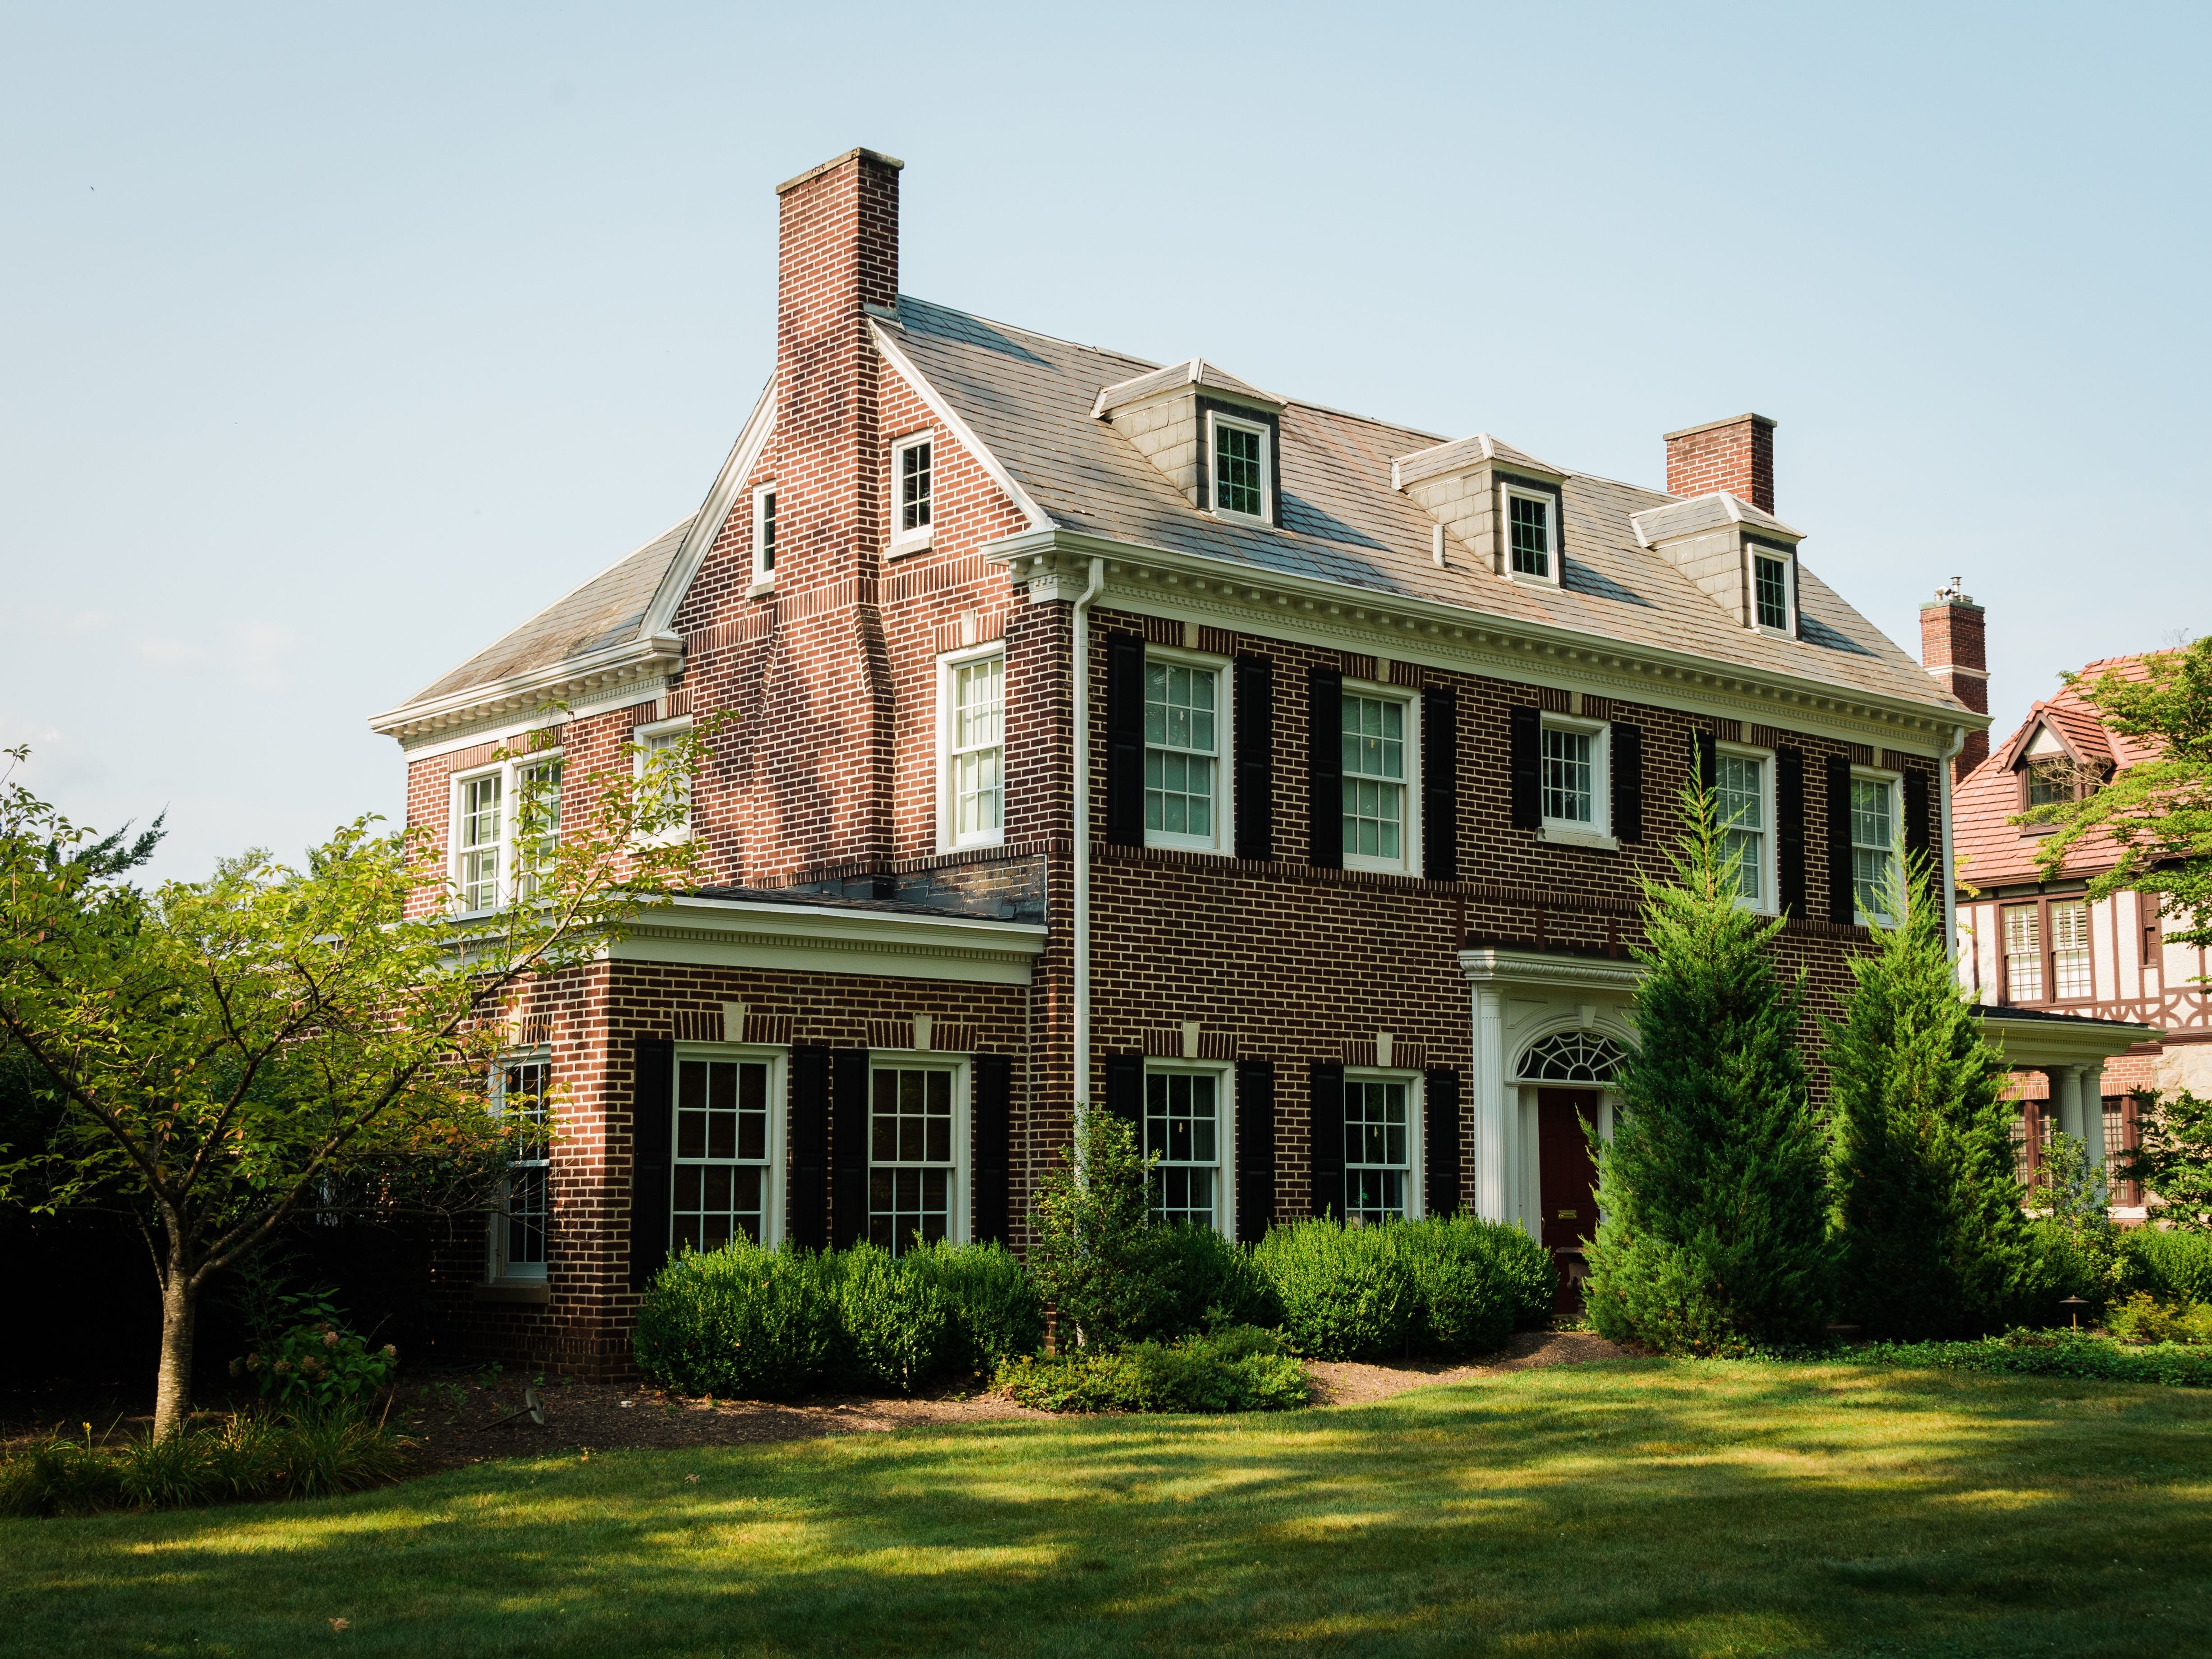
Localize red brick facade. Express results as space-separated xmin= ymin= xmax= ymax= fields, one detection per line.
xmin=1664 ymin=413 xmax=1776 ymax=514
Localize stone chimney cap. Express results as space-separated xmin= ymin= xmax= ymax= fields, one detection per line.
xmin=1662 ymin=412 xmax=1777 ymax=442
xmin=776 ymin=147 xmax=906 ymax=196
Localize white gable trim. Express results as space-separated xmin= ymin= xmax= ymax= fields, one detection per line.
xmin=870 ymin=320 xmax=1052 ymax=533
xmin=642 ymin=377 xmax=776 ymax=638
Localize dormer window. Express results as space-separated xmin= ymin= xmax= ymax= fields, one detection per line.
xmin=2026 ymin=761 xmax=2070 ymax=809
xmin=1748 ymin=543 xmax=1796 ymax=635
xmin=1209 ymin=412 xmax=1270 ymax=523
xmin=1504 ymin=485 xmax=1556 ymax=583
xmin=892 ymin=432 xmax=934 ymax=553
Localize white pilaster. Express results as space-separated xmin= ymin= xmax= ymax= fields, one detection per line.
xmin=1517 ymin=1086 xmax=1540 ymax=1233
xmin=1474 ymin=985 xmax=1508 ymax=1222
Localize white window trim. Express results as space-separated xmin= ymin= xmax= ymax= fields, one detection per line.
xmin=1341 ymin=680 xmax=1422 ymax=877
xmin=1715 ymin=742 xmax=1778 ymax=915
xmin=750 ymin=483 xmax=777 ymax=594
xmin=867 ymin=1051 xmax=971 ymax=1249
xmin=1143 ymin=1059 xmax=1237 ymax=1236
xmin=450 ymin=747 xmax=565 ymax=916
xmin=890 ymin=429 xmax=936 ymax=556
xmin=487 ymin=1050 xmax=554 ymax=1282
xmin=1745 ymin=541 xmax=1798 ymax=639
xmin=670 ymin=1042 xmax=788 ymax=1251
xmin=1849 ymin=767 xmax=1904 ymax=927
xmin=936 ymin=642 xmax=1007 ymax=853
xmin=1206 ymin=410 xmax=1273 ymax=525
xmin=1343 ymin=1067 xmax=1426 ymax=1222
xmin=633 ymin=715 xmax=694 ymax=846
xmin=1536 ymin=713 xmax=1617 ymax=850
xmin=1141 ymin=643 xmax=1234 ymax=855
xmin=1502 ymin=482 xmax=1561 ymax=588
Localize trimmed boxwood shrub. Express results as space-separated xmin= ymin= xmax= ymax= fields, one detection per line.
xmin=1145 ymin=1223 xmax=1281 ymax=1340
xmin=824 ymin=1242 xmax=953 ymax=1393
xmin=632 ymin=1238 xmax=840 ymax=1400
xmin=2126 ymin=1229 xmax=2212 ymax=1305
xmin=1253 ymin=1218 xmax=1419 ymax=1359
xmin=902 ymin=1239 xmax=1047 ymax=1372
xmin=996 ymin=1326 xmax=1309 ymax=1413
xmin=1384 ymin=1214 xmax=1558 ymax=1355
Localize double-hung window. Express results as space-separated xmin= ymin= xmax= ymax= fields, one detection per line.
xmin=940 ymin=647 xmax=1005 ymax=850
xmin=1344 ymin=1074 xmax=1416 ymax=1224
xmin=1850 ymin=775 xmax=1900 ymax=923
xmin=634 ymin=717 xmax=694 ymax=842
xmin=2050 ymin=899 xmax=2092 ymax=999
xmin=671 ymin=1055 xmax=774 ymax=1251
xmin=1342 ymin=689 xmax=1416 ymax=872
xmin=1144 ymin=654 xmax=1222 ymax=849
xmin=869 ymin=1063 xmax=960 ymax=1254
xmin=492 ymin=1057 xmax=551 ymax=1278
xmin=751 ymin=485 xmax=777 ymax=588
xmin=1540 ymin=717 xmax=1610 ymax=842
xmin=1505 ymin=486 xmax=1556 ymax=582
xmin=1209 ymin=413 xmax=1270 ymax=523
xmin=892 ymin=434 xmax=933 ymax=552
xmin=458 ymin=772 xmax=502 ymax=912
xmin=1145 ymin=1067 xmax=1223 ymax=1229
xmin=2004 ymin=904 xmax=2044 ymax=1002
xmin=1715 ymin=750 xmax=1772 ymax=910
xmin=1749 ymin=546 xmax=1795 ymax=633
xmin=512 ymin=758 xmax=561 ymax=901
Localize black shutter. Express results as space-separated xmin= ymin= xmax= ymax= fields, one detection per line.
xmin=1697 ymin=731 xmax=1718 ymax=798
xmin=1104 ymin=1052 xmax=1143 ymax=1137
xmin=1424 ymin=1066 xmax=1463 ymax=1218
xmin=1904 ymin=767 xmax=1932 ymax=871
xmin=1826 ymin=754 xmax=1857 ymax=925
xmin=786 ymin=1043 xmax=831 ymax=1250
xmin=1610 ymin=722 xmax=1643 ymax=844
xmin=1235 ymin=1059 xmax=1276 ymax=1244
xmin=1107 ymin=634 xmax=1145 ymax=847
xmin=831 ymin=1047 xmax=871 ymax=1248
xmin=1509 ymin=705 xmax=1541 ymax=830
xmin=1308 ymin=1062 xmax=1345 ymax=1220
xmin=628 ymin=1036 xmax=675 ymax=1289
xmin=1776 ymin=748 xmax=1807 ymax=920
xmin=1308 ymin=667 xmax=1343 ymax=868
xmin=971 ymin=1052 xmax=1012 ymax=1246
xmin=1235 ymin=655 xmax=1274 ymax=862
xmin=1422 ymin=685 xmax=1458 ymax=880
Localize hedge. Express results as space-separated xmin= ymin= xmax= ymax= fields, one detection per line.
xmin=1254 ymin=1215 xmax=1552 ymax=1361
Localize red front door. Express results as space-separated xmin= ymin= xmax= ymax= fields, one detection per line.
xmin=1537 ymin=1089 xmax=1601 ymax=1308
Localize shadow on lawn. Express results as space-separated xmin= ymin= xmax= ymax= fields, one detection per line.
xmin=9 ymin=1360 xmax=2212 ymax=1658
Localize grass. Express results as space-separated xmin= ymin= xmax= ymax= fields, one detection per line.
xmin=4 ymin=1357 xmax=2210 ymax=1657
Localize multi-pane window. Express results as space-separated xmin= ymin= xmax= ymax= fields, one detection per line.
xmin=671 ymin=1057 xmax=771 ymax=1252
xmin=1145 ymin=1071 xmax=1219 ymax=1227
xmin=1344 ymin=1079 xmax=1410 ymax=1224
xmin=1144 ymin=660 xmax=1218 ymax=842
xmin=2004 ymin=904 xmax=2044 ymax=1002
xmin=1851 ymin=777 xmax=1897 ymax=922
xmin=1508 ymin=492 xmax=1552 ymax=579
xmin=499 ymin=1058 xmax=551 ymax=1275
xmin=2051 ymin=899 xmax=2092 ymax=999
xmin=898 ymin=438 xmax=932 ymax=536
xmin=1715 ymin=754 xmax=1766 ymax=905
xmin=2026 ymin=761 xmax=2070 ymax=808
xmin=459 ymin=773 xmax=502 ymax=911
xmin=1214 ymin=421 xmax=1264 ymax=518
xmin=950 ymin=655 xmax=1004 ymax=842
xmin=1541 ymin=725 xmax=1594 ymax=824
xmin=870 ymin=1066 xmax=954 ymax=1254
xmin=641 ymin=726 xmax=692 ymax=836
xmin=513 ymin=759 xmax=561 ymax=901
xmin=754 ymin=487 xmax=776 ymax=577
xmin=1753 ymin=553 xmax=1790 ymax=630
xmin=1342 ymin=694 xmax=1407 ymax=864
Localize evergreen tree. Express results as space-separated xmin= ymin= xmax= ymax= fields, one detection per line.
xmin=1584 ymin=783 xmax=1831 ymax=1355
xmin=1824 ymin=860 xmax=2043 ymax=1338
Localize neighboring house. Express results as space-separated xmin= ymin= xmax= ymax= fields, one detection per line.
xmin=1938 ymin=616 xmax=2207 ymax=1219
xmin=372 ymin=147 xmax=2007 ymax=1373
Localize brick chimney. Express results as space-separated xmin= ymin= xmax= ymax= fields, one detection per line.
xmin=1665 ymin=414 xmax=1776 ymax=513
xmin=1921 ymin=577 xmax=1990 ymax=782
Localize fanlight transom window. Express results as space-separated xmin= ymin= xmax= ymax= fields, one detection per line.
xmin=1516 ymin=1031 xmax=1629 ymax=1084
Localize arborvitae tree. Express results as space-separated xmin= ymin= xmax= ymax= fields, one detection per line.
xmin=1584 ymin=784 xmax=1832 ymax=1355
xmin=1824 ymin=860 xmax=2043 ymax=1338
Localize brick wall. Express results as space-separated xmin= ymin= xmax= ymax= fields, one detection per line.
xmin=1665 ymin=415 xmax=1776 ymax=513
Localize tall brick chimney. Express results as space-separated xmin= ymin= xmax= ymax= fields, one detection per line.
xmin=1921 ymin=577 xmax=1990 ymax=782
xmin=1665 ymin=413 xmax=1776 ymax=513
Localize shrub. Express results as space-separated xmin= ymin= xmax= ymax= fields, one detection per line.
xmin=902 ymin=1239 xmax=1046 ymax=1372
xmin=2108 ymin=1291 xmax=2212 ymax=1346
xmin=1254 ymin=1218 xmax=1418 ymax=1359
xmin=1854 ymin=1328 xmax=2212 ymax=1388
xmin=228 ymin=1287 xmax=400 ymax=1418
xmin=996 ymin=1326 xmax=1309 ymax=1413
xmin=824 ymin=1242 xmax=953 ymax=1393
xmin=632 ymin=1238 xmax=840 ymax=1400
xmin=1027 ymin=1113 xmax=1177 ymax=1349
xmin=2126 ymin=1228 xmax=2212 ymax=1304
xmin=1382 ymin=1214 xmax=1556 ymax=1355
xmin=0 ymin=1409 xmax=409 ymax=1518
xmin=1145 ymin=1223 xmax=1280 ymax=1339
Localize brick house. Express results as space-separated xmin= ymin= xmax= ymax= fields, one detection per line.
xmin=1933 ymin=599 xmax=2202 ymax=1218
xmin=371 ymin=147 xmax=1997 ymax=1374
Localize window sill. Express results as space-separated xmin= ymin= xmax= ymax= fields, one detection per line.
xmin=747 ymin=577 xmax=776 ymax=598
xmin=1505 ymin=569 xmax=1561 ymax=589
xmin=1145 ymin=834 xmax=1223 ymax=855
xmin=472 ymin=1281 xmax=551 ymax=1305
xmin=940 ymin=833 xmax=1006 ymax=855
xmin=1344 ymin=856 xmax=1415 ymax=877
xmin=1538 ymin=824 xmax=1619 ymax=852
xmin=1209 ymin=507 xmax=1272 ymax=528
xmin=1750 ymin=623 xmax=1798 ymax=642
xmin=890 ymin=530 xmax=935 ymax=558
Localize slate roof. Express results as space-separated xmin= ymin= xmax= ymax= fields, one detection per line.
xmin=879 ymin=296 xmax=1958 ymax=711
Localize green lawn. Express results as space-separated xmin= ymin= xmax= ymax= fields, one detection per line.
xmin=5 ymin=1358 xmax=2210 ymax=1658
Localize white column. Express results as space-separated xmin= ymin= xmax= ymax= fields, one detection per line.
xmin=2082 ymin=1062 xmax=2107 ymax=1199
xmin=1473 ymin=986 xmax=1508 ymax=1222
xmin=2054 ymin=1065 xmax=2084 ymax=1143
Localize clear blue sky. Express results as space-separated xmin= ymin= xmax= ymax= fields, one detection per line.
xmin=5 ymin=2 xmax=2206 ymax=881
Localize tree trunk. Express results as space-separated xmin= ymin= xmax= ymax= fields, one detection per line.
xmin=152 ymin=1265 xmax=198 ymax=1441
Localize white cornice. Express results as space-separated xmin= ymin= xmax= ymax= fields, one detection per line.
xmin=985 ymin=529 xmax=1988 ymax=757
xmin=870 ymin=321 xmax=1053 ymax=533
xmin=370 ymin=634 xmax=683 ymax=746
xmin=608 ymin=893 xmax=1047 ymax=985
xmin=1458 ymin=946 xmax=1646 ymax=995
